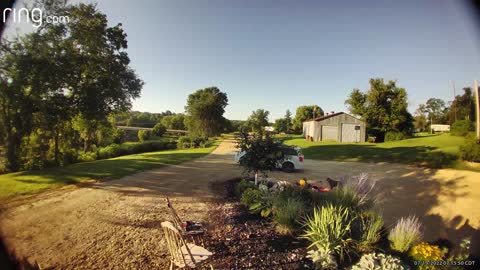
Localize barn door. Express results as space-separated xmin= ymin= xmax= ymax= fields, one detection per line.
xmin=341 ymin=124 xmax=361 ymax=142
xmin=322 ymin=125 xmax=338 ymax=141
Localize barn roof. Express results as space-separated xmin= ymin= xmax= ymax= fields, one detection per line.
xmin=303 ymin=112 xmax=362 ymax=122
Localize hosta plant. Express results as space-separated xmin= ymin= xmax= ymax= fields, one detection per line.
xmin=388 ymin=215 xmax=422 ymax=253
xmin=352 ymin=252 xmax=406 ymax=270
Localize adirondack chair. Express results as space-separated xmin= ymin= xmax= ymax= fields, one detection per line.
xmin=165 ymin=197 xmax=206 ymax=244
xmin=161 ymin=221 xmax=212 ymax=269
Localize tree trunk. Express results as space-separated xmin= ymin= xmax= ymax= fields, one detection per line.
xmin=254 ymin=170 xmax=259 ymax=186
xmin=54 ymin=128 xmax=59 ymax=165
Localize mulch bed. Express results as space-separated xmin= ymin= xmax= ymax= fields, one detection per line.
xmin=200 ymin=179 xmax=315 ymax=269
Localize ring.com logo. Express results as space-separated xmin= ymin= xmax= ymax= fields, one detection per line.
xmin=3 ymin=3 xmax=70 ymax=28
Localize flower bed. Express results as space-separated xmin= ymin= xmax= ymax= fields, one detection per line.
xmin=203 ymin=176 xmax=475 ymax=269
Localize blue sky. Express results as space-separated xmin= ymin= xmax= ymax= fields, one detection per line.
xmin=5 ymin=0 xmax=480 ymax=120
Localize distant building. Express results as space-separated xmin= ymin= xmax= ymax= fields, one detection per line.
xmin=303 ymin=112 xmax=366 ymax=142
xmin=431 ymin=124 xmax=450 ymax=132
xmin=264 ymin=126 xmax=275 ymax=132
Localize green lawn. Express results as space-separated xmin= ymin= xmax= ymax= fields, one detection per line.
xmin=0 ymin=142 xmax=219 ymax=201
xmin=283 ymin=134 xmax=469 ymax=169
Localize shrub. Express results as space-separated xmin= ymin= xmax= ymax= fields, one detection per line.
xmin=272 ymin=197 xmax=304 ymax=234
xmin=97 ymin=141 xmax=177 ymax=159
xmin=78 ymin=151 xmax=97 ymax=162
xmin=235 ymin=179 xmax=256 ymax=197
xmin=178 ymin=135 xmax=211 ymax=149
xmin=409 ymin=242 xmax=446 ymax=270
xmin=112 ymin=128 xmax=125 ymax=144
xmin=138 ymin=130 xmax=151 ymax=142
xmin=451 ymin=120 xmax=474 ymax=136
xmin=352 ymin=253 xmax=406 ymax=270
xmin=388 ymin=215 xmax=422 ymax=253
xmin=276 ymin=185 xmax=317 ymax=206
xmin=385 ymin=131 xmax=406 ymax=142
xmin=249 ymin=193 xmax=274 ymax=217
xmin=303 ymin=204 xmax=354 ymax=262
xmin=459 ymin=136 xmax=480 ymax=162
xmin=240 ymin=188 xmax=263 ymax=206
xmin=152 ymin=123 xmax=167 ymax=137
xmin=356 ymin=211 xmax=384 ymax=253
xmin=306 ymin=247 xmax=338 ymax=270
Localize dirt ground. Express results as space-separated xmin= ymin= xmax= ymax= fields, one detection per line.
xmin=1 ymin=140 xmax=480 ymax=269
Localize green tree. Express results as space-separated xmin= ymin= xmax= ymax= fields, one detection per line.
xmin=274 ymin=118 xmax=288 ymax=133
xmin=292 ymin=105 xmax=324 ymax=133
xmin=247 ymin=109 xmax=270 ymax=134
xmin=0 ymin=1 xmax=143 ymax=171
xmin=235 ymin=132 xmax=284 ymax=185
xmin=160 ymin=114 xmax=186 ymax=130
xmin=345 ymin=78 xmax=414 ymax=139
xmin=284 ymin=109 xmax=293 ymax=133
xmin=424 ymin=98 xmax=447 ymax=124
xmin=152 ymin=122 xmax=167 ymax=137
xmin=447 ymin=87 xmax=477 ymax=124
xmin=185 ymin=87 xmax=228 ymax=137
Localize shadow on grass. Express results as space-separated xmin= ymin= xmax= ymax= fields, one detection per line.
xmin=302 ymin=144 xmax=458 ymax=168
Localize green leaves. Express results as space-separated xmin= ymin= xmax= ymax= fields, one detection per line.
xmin=185 ymin=87 xmax=228 ymax=137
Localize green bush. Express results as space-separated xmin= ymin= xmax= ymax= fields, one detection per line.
xmin=352 ymin=253 xmax=406 ymax=270
xmin=138 ymin=130 xmax=151 ymax=142
xmin=177 ymin=135 xmax=211 ymax=149
xmin=384 ymin=131 xmax=406 ymax=142
xmin=97 ymin=141 xmax=177 ymax=159
xmin=272 ymin=197 xmax=305 ymax=234
xmin=240 ymin=188 xmax=263 ymax=206
xmin=235 ymin=179 xmax=256 ymax=197
xmin=388 ymin=215 xmax=422 ymax=253
xmin=152 ymin=123 xmax=167 ymax=137
xmin=303 ymin=204 xmax=354 ymax=262
xmin=276 ymin=185 xmax=317 ymax=206
xmin=459 ymin=136 xmax=480 ymax=162
xmin=112 ymin=128 xmax=125 ymax=144
xmin=451 ymin=120 xmax=474 ymax=136
xmin=78 ymin=151 xmax=98 ymax=162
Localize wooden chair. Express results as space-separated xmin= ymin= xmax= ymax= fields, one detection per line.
xmin=161 ymin=221 xmax=212 ymax=269
xmin=165 ymin=197 xmax=206 ymax=244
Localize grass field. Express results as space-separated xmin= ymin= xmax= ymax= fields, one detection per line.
xmin=0 ymin=142 xmax=219 ymax=201
xmin=283 ymin=133 xmax=469 ymax=169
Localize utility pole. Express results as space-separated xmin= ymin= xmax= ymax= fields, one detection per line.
xmin=453 ymin=80 xmax=457 ymax=122
xmin=475 ymin=80 xmax=479 ymax=139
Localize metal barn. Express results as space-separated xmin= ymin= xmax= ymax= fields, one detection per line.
xmin=302 ymin=112 xmax=366 ymax=142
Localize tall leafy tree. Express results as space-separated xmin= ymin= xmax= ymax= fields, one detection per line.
xmin=273 ymin=118 xmax=288 ymax=133
xmin=345 ymin=78 xmax=413 ymax=137
xmin=447 ymin=87 xmax=477 ymax=123
xmin=247 ymin=109 xmax=270 ymax=134
xmin=424 ymin=98 xmax=447 ymax=124
xmin=185 ymin=87 xmax=228 ymax=137
xmin=284 ymin=109 xmax=293 ymax=133
xmin=292 ymin=105 xmax=324 ymax=133
xmin=0 ymin=1 xmax=143 ymax=171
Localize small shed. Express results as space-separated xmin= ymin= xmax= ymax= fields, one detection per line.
xmin=303 ymin=112 xmax=366 ymax=143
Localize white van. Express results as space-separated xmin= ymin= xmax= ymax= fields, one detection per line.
xmin=234 ymin=145 xmax=304 ymax=173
